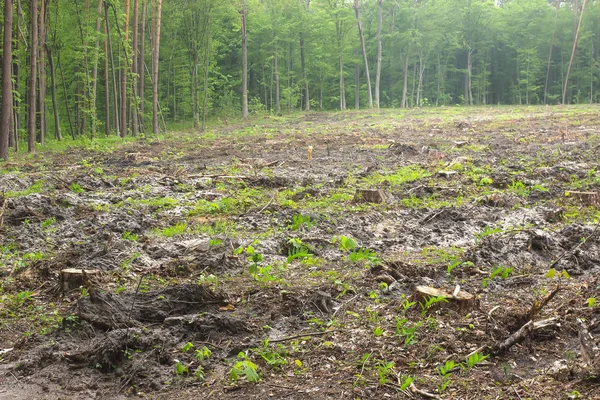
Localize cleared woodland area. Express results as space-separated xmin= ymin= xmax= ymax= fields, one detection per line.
xmin=1 ymin=105 xmax=600 ymax=399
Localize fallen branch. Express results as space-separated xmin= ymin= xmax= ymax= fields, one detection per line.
xmin=492 ymin=317 xmax=559 ymax=355
xmin=529 ymin=285 xmax=560 ymax=320
xmin=409 ymin=383 xmax=442 ymax=400
xmin=549 ymin=217 xmax=600 ymax=270
xmin=268 ymin=329 xmax=342 ymax=344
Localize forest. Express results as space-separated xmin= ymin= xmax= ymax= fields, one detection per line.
xmin=0 ymin=0 xmax=600 ymax=160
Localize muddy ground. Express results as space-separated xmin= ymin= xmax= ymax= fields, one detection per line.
xmin=2 ymin=106 xmax=600 ymax=399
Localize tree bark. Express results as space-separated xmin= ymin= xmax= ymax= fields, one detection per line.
xmin=353 ymin=0 xmax=372 ymax=108
xmin=131 ymin=0 xmax=139 ymax=136
xmin=274 ymin=37 xmax=280 ymax=115
xmin=45 ymin=44 xmax=61 ymax=141
xmin=104 ymin=21 xmax=110 ymax=136
xmin=375 ymin=0 xmax=382 ymax=109
xmin=38 ymin=0 xmax=47 ymax=145
xmin=401 ymin=43 xmax=410 ymax=108
xmin=151 ymin=0 xmax=162 ymax=134
xmin=354 ymin=61 xmax=360 ymax=110
xmin=201 ymin=11 xmax=211 ymax=131
xmin=105 ymin=3 xmax=119 ymax=135
xmin=27 ymin=0 xmax=39 ymax=152
xmin=562 ymin=0 xmax=588 ymax=104
xmin=139 ymin=0 xmax=146 ymax=133
xmin=0 ymin=0 xmax=13 ymax=160
xmin=544 ymin=0 xmax=560 ymax=104
xmin=121 ymin=0 xmax=131 ymax=137
xmin=241 ymin=0 xmax=248 ymax=119
xmin=91 ymin=0 xmax=103 ymax=137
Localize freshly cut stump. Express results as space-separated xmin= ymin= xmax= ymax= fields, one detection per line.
xmin=60 ymin=268 xmax=101 ymax=292
xmin=354 ymin=189 xmax=389 ymax=204
xmin=414 ymin=285 xmax=475 ymax=311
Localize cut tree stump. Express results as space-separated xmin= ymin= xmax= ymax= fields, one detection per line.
xmin=414 ymin=285 xmax=475 ymax=311
xmin=566 ymin=191 xmax=599 ymax=206
xmin=354 ymin=189 xmax=390 ymax=204
xmin=60 ymin=268 xmax=101 ymax=292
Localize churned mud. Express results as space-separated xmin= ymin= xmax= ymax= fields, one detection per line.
xmin=2 ymin=106 xmax=600 ymax=399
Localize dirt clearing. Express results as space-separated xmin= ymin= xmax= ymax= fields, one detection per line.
xmin=2 ymin=106 xmax=600 ymax=399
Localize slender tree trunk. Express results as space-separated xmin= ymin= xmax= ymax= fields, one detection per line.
xmin=139 ymin=0 xmax=146 ymax=133
xmin=375 ymin=0 xmax=382 ymax=108
xmin=353 ymin=0 xmax=372 ymax=108
xmin=38 ymin=0 xmax=46 ymax=145
xmin=401 ymin=43 xmax=410 ymax=108
xmin=151 ymin=0 xmax=162 ymax=133
xmin=45 ymin=44 xmax=61 ymax=141
xmin=562 ymin=0 xmax=588 ymax=104
xmin=0 ymin=0 xmax=13 ymax=160
xmin=201 ymin=15 xmax=211 ymax=131
xmin=91 ymin=0 xmax=103 ymax=137
xmin=104 ymin=22 xmax=110 ymax=136
xmin=300 ymin=30 xmax=309 ymax=110
xmin=354 ymin=61 xmax=360 ymax=110
xmin=131 ymin=0 xmax=139 ymax=136
xmin=544 ymin=0 xmax=560 ymax=104
xmin=105 ymin=3 xmax=119 ymax=135
xmin=241 ymin=0 xmax=248 ymax=119
xmin=274 ymin=37 xmax=280 ymax=115
xmin=57 ymin=49 xmax=75 ymax=139
xmin=120 ymin=0 xmax=130 ymax=136
xmin=339 ymin=54 xmax=346 ymax=110
xmin=466 ymin=48 xmax=473 ymax=105
xmin=12 ymin=6 xmax=20 ymax=151
xmin=27 ymin=0 xmax=38 ymax=152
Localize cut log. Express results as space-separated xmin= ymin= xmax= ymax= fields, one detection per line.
xmin=437 ymin=170 xmax=458 ymax=178
xmin=414 ymin=285 xmax=475 ymax=310
xmin=60 ymin=268 xmax=101 ymax=292
xmin=566 ymin=191 xmax=599 ymax=206
xmin=354 ymin=189 xmax=390 ymax=204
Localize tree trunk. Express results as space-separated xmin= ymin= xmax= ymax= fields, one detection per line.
xmin=354 ymin=0 xmax=372 ymax=108
xmin=57 ymin=49 xmax=75 ymax=139
xmin=139 ymin=0 xmax=146 ymax=133
xmin=104 ymin=22 xmax=110 ymax=136
xmin=201 ymin=11 xmax=211 ymax=131
xmin=151 ymin=0 xmax=162 ymax=134
xmin=401 ymin=43 xmax=410 ymax=108
xmin=105 ymin=3 xmax=119 ymax=135
xmin=241 ymin=0 xmax=248 ymax=119
xmin=12 ymin=7 xmax=20 ymax=151
xmin=37 ymin=0 xmax=46 ymax=145
xmin=562 ymin=0 xmax=588 ymax=104
xmin=45 ymin=44 xmax=61 ymax=141
xmin=120 ymin=0 xmax=130 ymax=137
xmin=27 ymin=0 xmax=38 ymax=152
xmin=339 ymin=54 xmax=346 ymax=110
xmin=375 ymin=0 xmax=382 ymax=108
xmin=300 ymin=31 xmax=309 ymax=111
xmin=0 ymin=0 xmax=13 ymax=160
xmin=131 ymin=0 xmax=139 ymax=136
xmin=544 ymin=0 xmax=560 ymax=104
xmin=274 ymin=38 xmax=280 ymax=115
xmin=354 ymin=61 xmax=360 ymax=110
xmin=466 ymin=48 xmax=473 ymax=105
xmin=91 ymin=0 xmax=103 ymax=137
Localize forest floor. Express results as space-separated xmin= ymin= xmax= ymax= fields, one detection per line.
xmin=2 ymin=105 xmax=600 ymax=399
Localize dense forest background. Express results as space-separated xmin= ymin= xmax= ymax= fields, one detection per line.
xmin=0 ymin=0 xmax=599 ymax=158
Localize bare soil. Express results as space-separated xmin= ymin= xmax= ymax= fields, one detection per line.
xmin=2 ymin=106 xmax=600 ymax=399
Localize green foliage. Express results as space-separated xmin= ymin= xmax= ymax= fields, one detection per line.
xmin=69 ymin=183 xmax=85 ymax=193
xmin=333 ymin=235 xmax=358 ymax=252
xmin=419 ymin=296 xmax=448 ymax=317
xmin=230 ymin=353 xmax=260 ymax=383
xmin=289 ymin=214 xmax=315 ymax=231
xmin=254 ymin=340 xmax=288 ymax=370
xmin=349 ymin=248 xmax=382 ymax=266
xmin=287 ymin=238 xmax=312 ymax=263
xmin=155 ymin=222 xmax=188 ymax=237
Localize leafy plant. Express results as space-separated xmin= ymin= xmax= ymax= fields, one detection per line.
xmin=333 ymin=235 xmax=358 ymax=251
xmin=230 ymin=352 xmax=260 ymax=383
xmin=464 ymin=352 xmax=488 ymax=370
xmin=375 ymin=360 xmax=395 ymax=386
xmin=287 ymin=238 xmax=312 ymax=263
xmin=174 ymin=360 xmax=189 ymax=376
xmin=395 ymin=317 xmax=421 ymax=345
xmin=289 ymin=214 xmax=315 ymax=231
xmin=195 ymin=346 xmax=212 ymax=361
xmin=69 ymin=183 xmax=85 ymax=193
xmin=181 ymin=342 xmax=194 ymax=353
xmin=419 ymin=296 xmax=448 ymax=316
xmin=349 ymin=248 xmax=382 ymax=265
xmin=254 ymin=340 xmax=288 ymax=369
